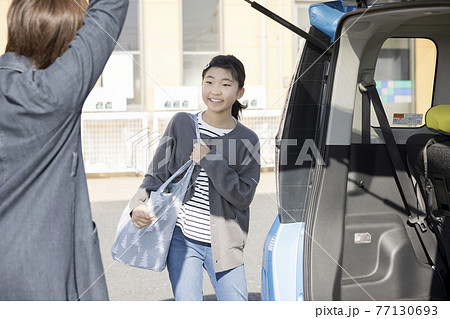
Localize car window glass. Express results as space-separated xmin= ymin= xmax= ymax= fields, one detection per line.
xmin=372 ymin=38 xmax=436 ymax=127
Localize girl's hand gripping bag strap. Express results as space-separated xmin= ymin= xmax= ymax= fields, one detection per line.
xmin=111 ymin=114 xmax=200 ymax=271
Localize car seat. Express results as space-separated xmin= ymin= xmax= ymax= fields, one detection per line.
xmin=406 ymin=105 xmax=450 ymax=298
xmin=406 ymin=105 xmax=450 ymax=218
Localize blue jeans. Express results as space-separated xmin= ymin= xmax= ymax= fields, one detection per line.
xmin=167 ymin=226 xmax=248 ymax=301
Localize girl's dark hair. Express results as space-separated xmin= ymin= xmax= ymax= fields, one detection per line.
xmin=202 ymin=55 xmax=247 ymax=120
xmin=6 ymin=0 xmax=88 ymax=69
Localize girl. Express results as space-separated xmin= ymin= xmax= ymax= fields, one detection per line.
xmin=0 ymin=0 xmax=128 ymax=300
xmin=130 ymin=55 xmax=261 ymax=301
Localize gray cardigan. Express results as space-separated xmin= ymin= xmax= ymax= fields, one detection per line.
xmin=130 ymin=112 xmax=261 ymax=272
xmin=0 ymin=0 xmax=128 ymax=300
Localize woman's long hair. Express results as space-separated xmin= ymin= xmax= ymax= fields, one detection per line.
xmin=202 ymin=55 xmax=247 ymax=120
xmin=6 ymin=0 xmax=88 ymax=69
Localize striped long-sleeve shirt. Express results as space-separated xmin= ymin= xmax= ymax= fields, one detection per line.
xmin=176 ymin=111 xmax=235 ymax=243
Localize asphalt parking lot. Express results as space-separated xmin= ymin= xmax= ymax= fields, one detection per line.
xmin=88 ymin=170 xmax=277 ymax=301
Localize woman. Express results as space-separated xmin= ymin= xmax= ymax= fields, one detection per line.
xmin=0 ymin=0 xmax=128 ymax=300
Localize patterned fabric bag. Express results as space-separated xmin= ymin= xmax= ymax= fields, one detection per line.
xmin=111 ymin=115 xmax=199 ymax=271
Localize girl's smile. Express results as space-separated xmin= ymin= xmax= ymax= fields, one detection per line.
xmin=202 ymin=67 xmax=244 ymax=117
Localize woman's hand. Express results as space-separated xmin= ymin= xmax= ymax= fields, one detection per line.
xmin=131 ymin=204 xmax=156 ymax=228
xmin=190 ymin=139 xmax=210 ymax=163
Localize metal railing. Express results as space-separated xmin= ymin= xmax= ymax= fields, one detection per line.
xmin=81 ymin=110 xmax=281 ymax=174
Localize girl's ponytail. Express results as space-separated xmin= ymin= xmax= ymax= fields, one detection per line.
xmin=232 ymin=100 xmax=245 ymax=121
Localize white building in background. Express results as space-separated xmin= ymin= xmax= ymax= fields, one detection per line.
xmin=0 ymin=0 xmax=320 ymax=174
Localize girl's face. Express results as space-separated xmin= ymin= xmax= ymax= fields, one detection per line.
xmin=201 ymin=67 xmax=244 ymax=116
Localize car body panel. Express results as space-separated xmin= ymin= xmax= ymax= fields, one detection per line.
xmin=261 ymin=217 xmax=305 ymax=301
xmin=261 ymin=0 xmax=450 ymax=301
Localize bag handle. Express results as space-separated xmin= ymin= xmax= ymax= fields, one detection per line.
xmin=157 ymin=113 xmax=200 ymax=191
xmin=194 ymin=112 xmax=200 ymax=142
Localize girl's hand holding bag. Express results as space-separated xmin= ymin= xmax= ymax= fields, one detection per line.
xmin=111 ymin=114 xmax=200 ymax=271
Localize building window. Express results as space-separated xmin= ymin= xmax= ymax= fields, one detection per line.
xmin=182 ymin=0 xmax=220 ymax=87
xmin=101 ymin=0 xmax=142 ymax=110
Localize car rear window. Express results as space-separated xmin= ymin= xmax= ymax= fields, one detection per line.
xmin=373 ymin=38 xmax=437 ymax=127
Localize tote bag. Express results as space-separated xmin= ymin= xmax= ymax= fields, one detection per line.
xmin=111 ymin=115 xmax=199 ymax=271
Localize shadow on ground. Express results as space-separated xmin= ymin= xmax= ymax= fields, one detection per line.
xmin=162 ymin=292 xmax=261 ymax=301
xmin=91 ymin=182 xmax=277 ymax=300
